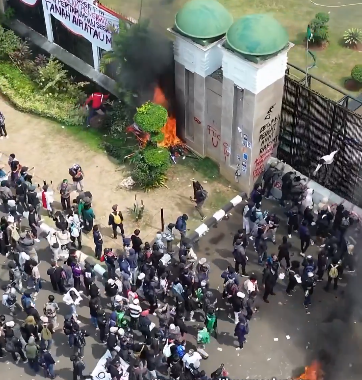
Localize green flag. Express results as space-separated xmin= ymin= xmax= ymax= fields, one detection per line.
xmin=307 ymin=25 xmax=313 ymax=41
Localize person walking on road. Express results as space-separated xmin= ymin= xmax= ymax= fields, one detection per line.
xmin=324 ymin=258 xmax=341 ymax=291
xmin=0 ymin=111 xmax=8 ymax=139
xmin=59 ymin=179 xmax=72 ymax=210
xmin=299 ymin=220 xmax=311 ymax=257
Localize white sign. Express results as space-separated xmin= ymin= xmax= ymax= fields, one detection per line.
xmin=42 ymin=0 xmax=119 ymax=51
xmin=21 ymin=0 xmax=39 ymax=5
xmin=91 ymin=350 xmax=129 ymax=380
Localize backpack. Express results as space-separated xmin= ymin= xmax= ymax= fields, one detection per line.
xmin=113 ymin=213 xmax=122 ymax=225
xmin=5 ymin=338 xmax=15 ymax=352
xmin=9 ymin=226 xmax=20 ymax=242
xmin=176 ymin=344 xmax=185 ymax=358
xmin=45 ymin=303 xmax=56 ymax=317
xmin=200 ymin=189 xmax=208 ymax=200
xmin=63 ymin=320 xmax=73 ymax=335
xmin=175 ymin=216 xmax=183 ymax=231
xmin=41 ymin=326 xmax=52 ymax=340
xmin=341 ymin=217 xmax=350 ymax=227
xmin=249 ymin=209 xmax=257 ymax=222
xmin=329 ymin=264 xmax=339 ymax=279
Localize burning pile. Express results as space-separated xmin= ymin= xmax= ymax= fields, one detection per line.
xmin=153 ymin=86 xmax=183 ymax=148
xmin=126 ymin=86 xmax=183 ymax=149
xmin=295 ymin=361 xmax=324 ymax=380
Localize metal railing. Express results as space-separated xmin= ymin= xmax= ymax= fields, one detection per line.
xmin=286 ymin=62 xmax=362 ymax=111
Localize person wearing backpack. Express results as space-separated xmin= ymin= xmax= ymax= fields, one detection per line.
xmin=280 ymin=171 xmax=294 ymax=207
xmin=192 ymin=182 xmax=208 ymax=221
xmin=262 ymin=161 xmax=282 ymax=199
xmin=44 ymin=295 xmax=60 ymax=328
xmin=175 ymin=214 xmax=188 ymax=237
xmin=39 ymin=316 xmax=54 ymax=350
xmin=108 ymin=204 xmax=124 ymax=239
xmin=25 ymin=336 xmax=40 ymax=372
xmin=325 ymin=258 xmax=341 ymax=291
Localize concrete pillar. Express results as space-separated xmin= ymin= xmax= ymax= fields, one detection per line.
xmin=92 ymin=44 xmax=100 ymax=71
xmin=219 ymin=43 xmax=293 ymax=194
xmin=169 ymin=28 xmax=224 ymax=157
xmin=42 ymin=1 xmax=54 ymax=43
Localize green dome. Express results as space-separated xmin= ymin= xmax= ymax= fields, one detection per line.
xmin=226 ymin=14 xmax=289 ymax=56
xmin=175 ymin=0 xmax=233 ymax=39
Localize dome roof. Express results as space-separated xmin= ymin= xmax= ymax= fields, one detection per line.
xmin=175 ymin=0 xmax=233 ymax=39
xmin=226 ymin=14 xmax=289 ymax=56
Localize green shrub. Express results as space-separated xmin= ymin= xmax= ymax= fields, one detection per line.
xmin=351 ymin=65 xmax=362 ymax=83
xmin=0 ymin=61 xmax=84 ymax=125
xmin=343 ymin=28 xmax=362 ymax=47
xmin=134 ymin=101 xmax=167 ymax=133
xmin=315 ymin=12 xmax=330 ymax=24
xmin=0 ymin=26 xmax=21 ymax=59
xmin=132 ymin=161 xmax=168 ymax=191
xmin=143 ymin=146 xmax=170 ymax=168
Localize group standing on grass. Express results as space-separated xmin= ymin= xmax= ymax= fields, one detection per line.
xmin=0 ymin=147 xmax=359 ymax=380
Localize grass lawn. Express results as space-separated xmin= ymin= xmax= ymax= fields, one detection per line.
xmin=101 ymin=0 xmax=362 ymax=101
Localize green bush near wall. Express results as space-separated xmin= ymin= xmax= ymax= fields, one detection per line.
xmin=0 ymin=61 xmax=85 ymax=125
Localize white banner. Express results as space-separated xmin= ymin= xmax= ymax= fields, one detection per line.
xmin=42 ymin=0 xmax=119 ymax=51
xmin=20 ymin=0 xmax=39 ymax=6
xmin=91 ymin=350 xmax=129 ymax=380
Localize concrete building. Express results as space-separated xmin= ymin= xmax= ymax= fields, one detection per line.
xmin=170 ymin=0 xmax=293 ymax=194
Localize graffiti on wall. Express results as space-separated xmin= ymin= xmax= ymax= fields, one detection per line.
xmin=252 ymin=104 xmax=281 ymax=179
xmin=43 ymin=0 xmax=119 ymax=50
xmin=207 ymin=124 xmax=220 ymax=148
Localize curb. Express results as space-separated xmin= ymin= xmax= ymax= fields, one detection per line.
xmin=35 ymin=192 xmax=246 ymax=278
xmin=187 ymin=193 xmax=246 ymax=243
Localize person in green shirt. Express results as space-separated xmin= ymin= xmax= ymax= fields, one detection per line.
xmin=82 ymin=203 xmax=95 ymax=231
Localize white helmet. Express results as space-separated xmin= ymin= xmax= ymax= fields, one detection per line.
xmin=307 ymin=271 xmax=314 ymax=278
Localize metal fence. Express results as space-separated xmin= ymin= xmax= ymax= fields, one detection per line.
xmin=278 ymin=67 xmax=362 ymax=207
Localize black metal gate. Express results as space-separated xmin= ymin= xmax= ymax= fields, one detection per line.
xmin=277 ymin=74 xmax=362 ymax=207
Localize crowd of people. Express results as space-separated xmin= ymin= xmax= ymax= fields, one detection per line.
xmin=0 ymin=152 xmax=359 ymax=380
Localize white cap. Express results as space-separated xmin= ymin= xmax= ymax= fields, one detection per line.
xmin=133 ymin=298 xmax=139 ymax=305
xmin=138 ymin=273 xmax=145 ymax=280
xmin=7 ymin=215 xmax=14 ymax=223
xmin=118 ymin=328 xmax=125 ymax=336
xmin=115 ymin=295 xmax=122 ymax=302
xmin=169 ymin=323 xmax=176 ymax=330
xmin=5 ymin=321 xmax=15 ymax=327
xmin=107 ymin=279 xmax=115 ymax=285
xmin=110 ymin=326 xmax=118 ymax=333
xmin=40 ymin=316 xmax=49 ymax=323
xmin=307 ymin=255 xmax=312 ymax=259
xmin=199 ymin=258 xmax=207 ymax=265
xmin=200 ymin=280 xmax=207 ymax=287
xmin=307 ymin=271 xmax=314 ymax=278
xmin=237 ymin=292 xmax=245 ymax=299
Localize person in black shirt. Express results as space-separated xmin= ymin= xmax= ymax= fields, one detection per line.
xmin=192 ymin=181 xmax=207 ymax=221
xmin=277 ymin=236 xmax=291 ymax=268
xmin=71 ymin=354 xmax=85 ymax=380
xmin=96 ymin=308 xmax=108 ymax=343
xmin=89 ymin=281 xmax=100 ymax=299
xmin=131 ymin=229 xmax=143 ymax=254
xmin=27 ymin=185 xmax=40 ymax=213
xmin=108 ymin=359 xmax=123 ymax=380
xmin=46 ymin=261 xmax=66 ymax=293
xmin=15 ymin=179 xmax=27 ymax=211
xmin=28 ymin=205 xmax=40 ymax=240
xmin=89 ymin=296 xmax=100 ymax=328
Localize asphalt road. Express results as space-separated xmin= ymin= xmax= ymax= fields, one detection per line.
xmin=0 ymin=198 xmax=361 ymax=380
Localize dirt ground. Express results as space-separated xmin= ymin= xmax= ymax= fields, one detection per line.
xmin=0 ymin=98 xmax=238 ymax=253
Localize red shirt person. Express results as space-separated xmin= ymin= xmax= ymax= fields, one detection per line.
xmin=85 ymin=92 xmax=109 ymax=127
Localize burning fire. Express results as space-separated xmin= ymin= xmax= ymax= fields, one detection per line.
xmin=126 ymin=86 xmax=183 ymax=149
xmin=153 ymin=86 xmax=183 ymax=148
xmin=295 ymin=361 xmax=324 ymax=380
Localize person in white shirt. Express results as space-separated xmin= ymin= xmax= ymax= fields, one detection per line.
xmin=243 ymin=274 xmax=259 ymax=294
xmin=182 ymin=349 xmax=202 ymax=370
xmin=67 ymin=211 xmax=82 ymax=250
xmin=56 ymin=228 xmax=71 ymax=259
xmin=63 ymin=287 xmax=82 ymax=318
xmin=46 ymin=231 xmax=61 ymax=262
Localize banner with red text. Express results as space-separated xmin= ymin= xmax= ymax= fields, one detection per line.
xmin=42 ymin=0 xmax=119 ymax=50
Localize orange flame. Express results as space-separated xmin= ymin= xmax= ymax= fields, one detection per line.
xmin=295 ymin=361 xmax=324 ymax=380
xmin=153 ymin=86 xmax=183 ymax=148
